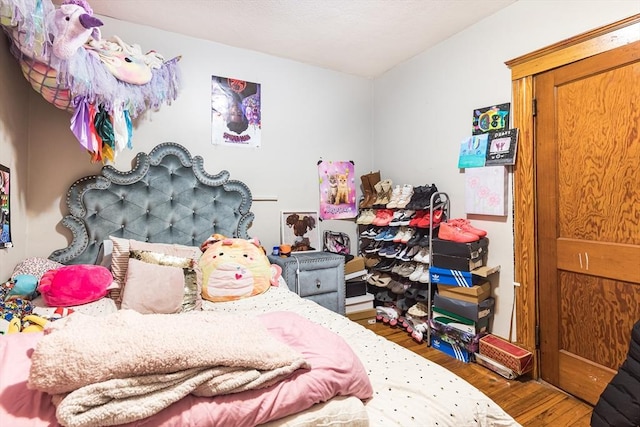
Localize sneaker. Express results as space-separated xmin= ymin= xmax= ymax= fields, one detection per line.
xmin=400 ymin=228 xmax=414 ymax=244
xmin=395 ymin=184 xmax=414 ymax=209
xmin=398 ymin=210 xmax=416 ymax=226
xmin=409 ymin=210 xmax=427 ymax=227
xmin=360 ymin=227 xmax=377 ymax=238
xmin=408 ymin=264 xmax=425 ymax=282
xmin=406 ymin=229 xmax=424 ymax=247
xmin=382 ymin=227 xmax=399 ymax=241
xmin=438 ymin=222 xmax=480 ymax=243
xmin=398 ymin=262 xmax=417 ymax=278
xmin=383 ymin=244 xmax=403 ymax=258
xmin=363 ymin=240 xmax=383 ymax=254
xmin=399 ymin=245 xmax=420 ymax=262
xmin=416 ymin=209 xmax=444 ymax=228
xmin=388 ymin=210 xmax=405 ymax=226
xmin=448 ymin=218 xmax=487 ymax=237
xmin=386 ymin=185 xmax=403 ymax=209
xmin=373 ymin=227 xmax=390 ymax=241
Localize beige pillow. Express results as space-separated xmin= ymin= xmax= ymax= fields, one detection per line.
xmin=109 ymin=236 xmax=202 ymax=304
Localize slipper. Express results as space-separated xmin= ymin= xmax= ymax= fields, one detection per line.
xmin=376 ymin=274 xmax=393 ymax=287
xmin=375 ymin=290 xmax=395 ymax=303
xmin=407 ymin=302 xmax=430 ymax=317
xmin=404 ymin=284 xmax=424 ymax=300
xmin=397 ymin=297 xmax=416 ymax=313
xmin=366 ymin=273 xmax=380 ymax=285
xmin=415 ymin=288 xmax=431 ymax=302
xmin=390 ymin=280 xmax=409 ymax=294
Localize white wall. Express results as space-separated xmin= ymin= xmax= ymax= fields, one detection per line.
xmin=0 ymin=33 xmax=30 ymax=280
xmin=19 ymin=17 xmax=373 ymax=265
xmin=373 ymin=0 xmax=640 ymax=338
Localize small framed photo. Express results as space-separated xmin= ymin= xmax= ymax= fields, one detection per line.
xmin=281 ymin=211 xmax=321 ymax=252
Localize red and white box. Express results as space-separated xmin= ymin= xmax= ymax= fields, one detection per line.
xmin=478 ymin=334 xmax=533 ymax=376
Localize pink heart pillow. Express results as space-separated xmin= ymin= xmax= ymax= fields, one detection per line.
xmin=39 ymin=265 xmax=115 ymax=307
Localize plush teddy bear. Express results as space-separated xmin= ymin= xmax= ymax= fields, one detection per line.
xmin=199 ymin=237 xmax=281 ymax=303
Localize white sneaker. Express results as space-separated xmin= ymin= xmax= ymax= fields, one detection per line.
xmin=386 ymin=185 xmax=402 ymax=209
xmin=395 ymin=184 xmax=414 ymax=209
xmin=409 ymin=264 xmax=425 ymax=282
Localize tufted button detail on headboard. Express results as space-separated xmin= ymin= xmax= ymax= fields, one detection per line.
xmin=121 ymin=224 xmax=125 ymax=229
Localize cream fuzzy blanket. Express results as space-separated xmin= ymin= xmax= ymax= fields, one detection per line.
xmin=28 ymin=310 xmax=310 ymax=427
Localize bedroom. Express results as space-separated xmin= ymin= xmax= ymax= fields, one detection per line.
xmin=0 ymin=0 xmax=639 ymax=426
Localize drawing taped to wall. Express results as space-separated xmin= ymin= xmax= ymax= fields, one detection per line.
xmin=0 ymin=164 xmax=12 ymax=248
xmin=211 ymin=75 xmax=261 ymax=148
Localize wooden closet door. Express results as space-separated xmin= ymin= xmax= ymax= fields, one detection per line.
xmin=535 ymin=41 xmax=640 ymax=405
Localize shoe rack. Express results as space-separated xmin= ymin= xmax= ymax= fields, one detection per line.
xmin=355 ymin=179 xmax=450 ymax=345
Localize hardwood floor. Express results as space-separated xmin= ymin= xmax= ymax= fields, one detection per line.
xmin=365 ymin=321 xmax=595 ymax=427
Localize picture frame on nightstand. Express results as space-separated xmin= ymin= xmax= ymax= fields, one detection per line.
xmin=280 ymin=210 xmax=321 ymax=252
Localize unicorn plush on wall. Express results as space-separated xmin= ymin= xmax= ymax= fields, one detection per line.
xmin=51 ymin=0 xmax=103 ymax=60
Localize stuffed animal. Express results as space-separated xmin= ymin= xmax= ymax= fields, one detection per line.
xmin=199 ymin=237 xmax=282 ymax=303
xmin=4 ymin=274 xmax=38 ymax=301
xmin=38 ymin=264 xmax=115 ymax=307
xmin=50 ymin=0 xmax=103 ymax=60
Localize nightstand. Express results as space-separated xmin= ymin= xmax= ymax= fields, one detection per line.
xmin=268 ymin=252 xmax=345 ymax=315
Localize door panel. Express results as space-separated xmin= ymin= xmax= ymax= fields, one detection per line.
xmin=535 ymin=41 xmax=640 ymax=404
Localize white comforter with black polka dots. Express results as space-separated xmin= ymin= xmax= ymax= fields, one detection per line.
xmin=202 ymin=286 xmax=521 ymax=427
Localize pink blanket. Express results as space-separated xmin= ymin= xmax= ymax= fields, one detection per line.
xmin=0 ymin=311 xmax=373 ymax=427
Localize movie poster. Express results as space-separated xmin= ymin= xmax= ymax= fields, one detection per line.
xmin=0 ymin=164 xmax=12 ymax=248
xmin=317 ymin=160 xmax=357 ymax=220
xmin=211 ymin=75 xmax=261 ymax=148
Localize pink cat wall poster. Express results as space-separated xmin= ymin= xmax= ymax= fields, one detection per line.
xmin=317 ymin=160 xmax=357 ymax=220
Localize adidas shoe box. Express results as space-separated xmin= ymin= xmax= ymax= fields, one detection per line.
xmin=432 ymin=237 xmax=489 ymax=258
xmin=429 ymin=266 xmax=482 ymax=287
xmin=432 ymin=306 xmax=491 ymax=334
xmin=433 ymin=293 xmax=495 ymax=323
xmin=430 ymin=335 xmax=471 ymax=363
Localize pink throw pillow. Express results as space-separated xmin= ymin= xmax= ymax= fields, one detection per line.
xmin=38 ymin=265 xmax=115 ymax=307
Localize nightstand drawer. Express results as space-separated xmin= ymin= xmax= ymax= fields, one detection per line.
xmin=297 ymin=266 xmax=339 ymax=297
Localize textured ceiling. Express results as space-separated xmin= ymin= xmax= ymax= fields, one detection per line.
xmin=86 ymin=0 xmax=517 ymax=78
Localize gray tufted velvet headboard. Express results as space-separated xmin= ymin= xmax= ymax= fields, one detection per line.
xmin=49 ymin=142 xmax=254 ymax=265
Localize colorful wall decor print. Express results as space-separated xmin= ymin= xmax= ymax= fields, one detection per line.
xmin=281 ymin=211 xmax=321 ymax=252
xmin=486 ymin=128 xmax=519 ymax=166
xmin=464 ymin=166 xmax=508 ymax=216
xmin=472 ymin=103 xmax=510 ymax=135
xmin=0 ymin=164 xmax=12 ymax=248
xmin=211 ymin=75 xmax=261 ymax=148
xmin=317 ymin=160 xmax=357 ymax=220
xmin=458 ymin=134 xmax=489 ymax=168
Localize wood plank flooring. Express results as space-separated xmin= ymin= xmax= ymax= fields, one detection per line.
xmin=365 ymin=321 xmax=595 ymax=427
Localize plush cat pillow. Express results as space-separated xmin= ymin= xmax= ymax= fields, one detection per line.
xmin=38 ymin=265 xmax=116 ymax=307
xmin=199 ymin=237 xmax=281 ymax=302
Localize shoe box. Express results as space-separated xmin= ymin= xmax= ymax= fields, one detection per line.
xmin=345 ymin=256 xmax=366 ymax=276
xmin=430 ymin=335 xmax=471 ymax=363
xmin=432 ymin=252 xmax=486 ymax=271
xmin=346 ymin=279 xmax=368 ymax=298
xmin=474 ymin=352 xmax=518 ymax=379
xmin=437 ymin=281 xmax=491 ymax=303
xmin=432 ymin=237 xmax=489 ymax=258
xmin=429 ymin=266 xmax=483 ymax=287
xmin=478 ymin=334 xmax=533 ymax=376
xmin=431 ymin=305 xmax=491 ymax=334
xmin=434 ymin=293 xmax=494 ymax=323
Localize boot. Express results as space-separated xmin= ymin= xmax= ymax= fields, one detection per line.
xmin=359 ymin=174 xmax=372 ymax=209
xmin=372 ymin=180 xmax=385 ymax=207
xmin=364 ymin=171 xmax=381 ymax=208
xmin=378 ymin=179 xmax=393 ymax=206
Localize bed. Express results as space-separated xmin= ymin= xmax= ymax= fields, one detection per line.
xmin=0 ymin=142 xmax=521 ymax=427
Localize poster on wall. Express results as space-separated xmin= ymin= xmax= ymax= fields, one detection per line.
xmin=317 ymin=160 xmax=357 ymax=220
xmin=280 ymin=211 xmax=321 ymax=252
xmin=472 ymin=103 xmax=510 ymax=135
xmin=0 ymin=164 xmax=12 ymax=248
xmin=211 ymin=75 xmax=261 ymax=148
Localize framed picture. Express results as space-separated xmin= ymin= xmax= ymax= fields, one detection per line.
xmin=280 ymin=211 xmax=321 ymax=252
xmin=0 ymin=164 xmax=11 ymax=248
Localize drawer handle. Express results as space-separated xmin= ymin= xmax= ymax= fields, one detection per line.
xmin=316 ymin=279 xmax=321 ymax=289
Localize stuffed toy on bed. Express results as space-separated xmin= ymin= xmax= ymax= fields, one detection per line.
xmin=199 ymin=237 xmax=281 ymax=302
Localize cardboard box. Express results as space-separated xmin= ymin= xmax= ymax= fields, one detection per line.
xmin=346 ymin=308 xmax=377 ymax=327
xmin=432 ymin=237 xmax=489 ymax=258
xmin=345 ymin=256 xmax=365 ymax=275
xmin=433 ymin=293 xmax=495 ymax=322
xmin=479 ymin=334 xmax=533 ymax=375
xmin=430 ymin=335 xmax=471 ymax=363
xmin=437 ymin=281 xmax=491 ymax=303
xmin=432 ymin=253 xmax=486 ymax=272
xmin=431 ymin=306 xmax=491 ymax=334
xmin=345 ymin=293 xmax=374 ymax=313
xmin=429 ymin=266 xmax=481 ymax=287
